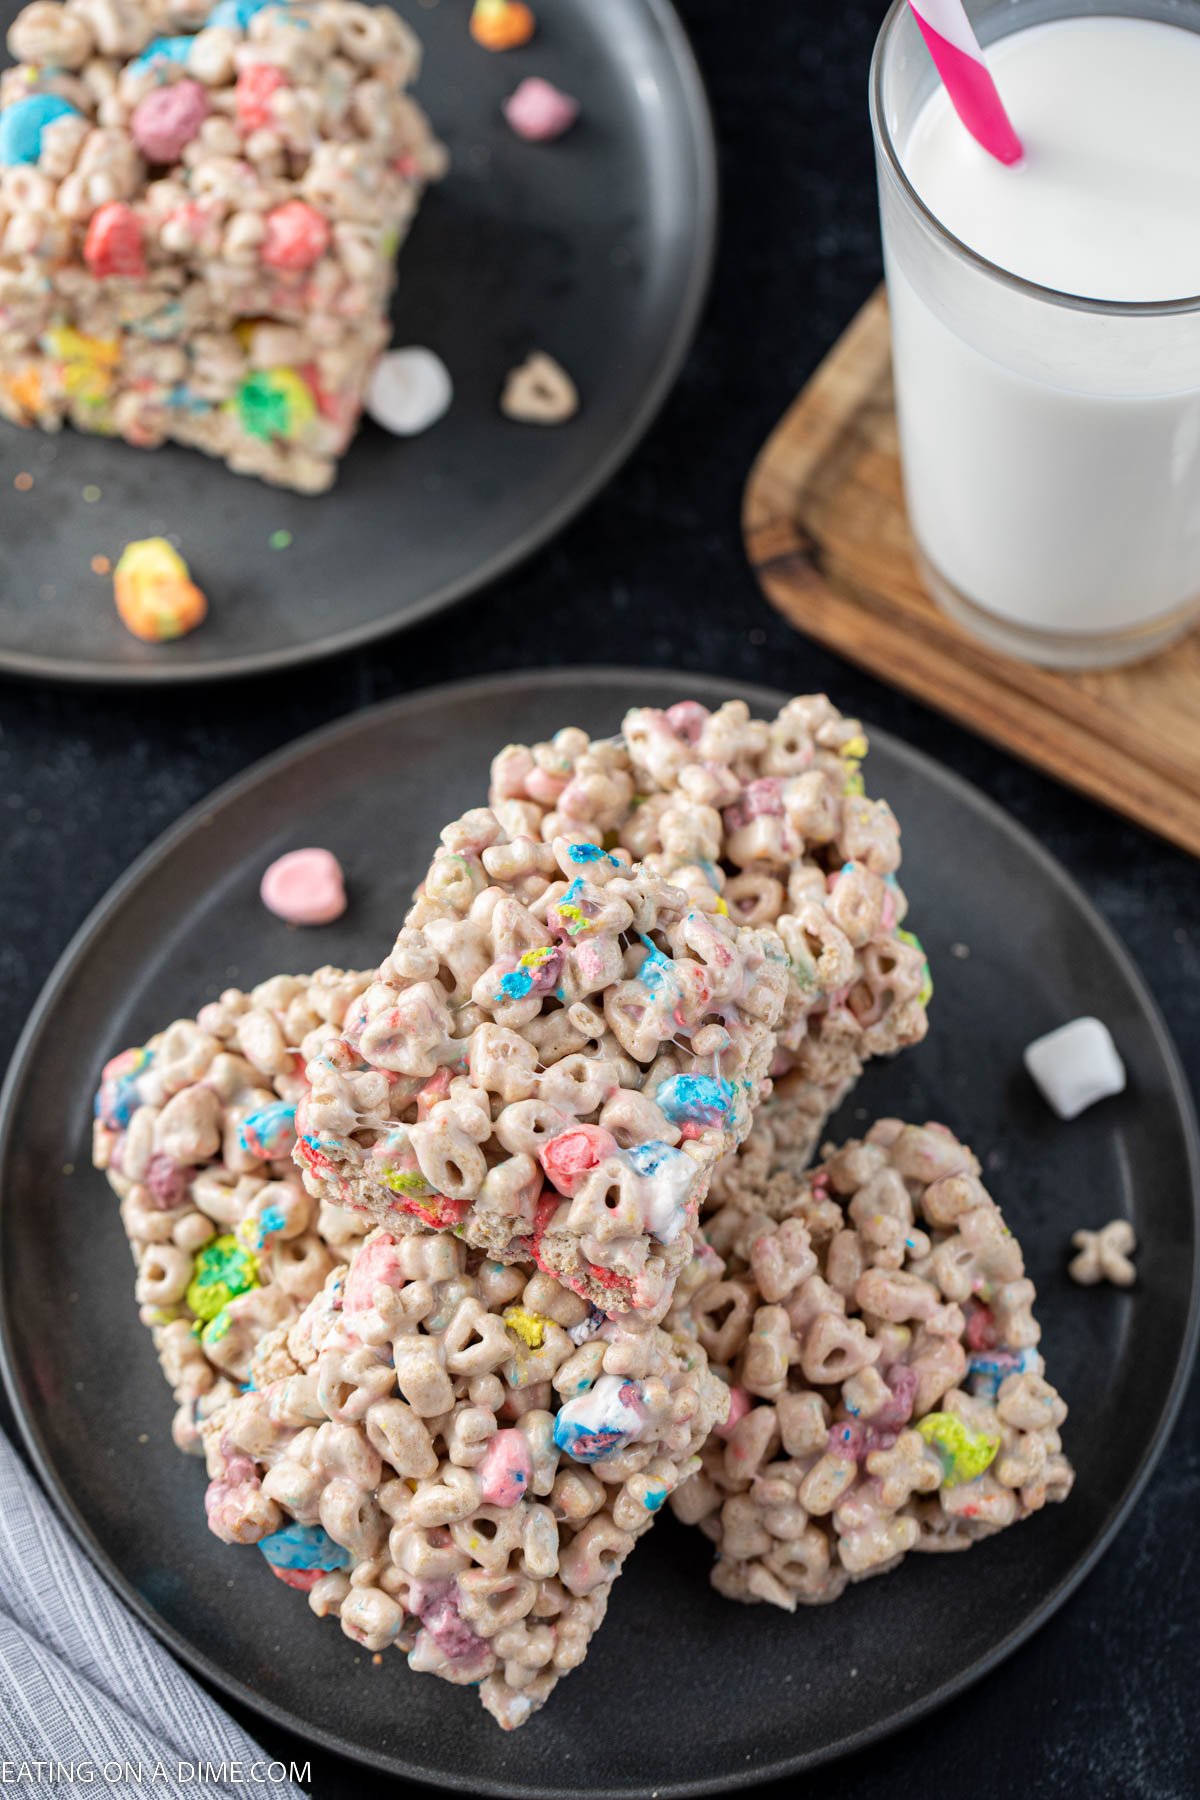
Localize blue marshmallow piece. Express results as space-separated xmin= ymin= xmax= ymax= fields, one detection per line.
xmin=258 ymin=1522 xmax=351 ymax=1573
xmin=495 ymin=967 xmax=534 ymax=1001
xmin=635 ymin=934 xmax=676 ymax=993
xmin=94 ymin=1070 xmax=141 ymax=1130
xmin=967 ymin=1346 xmax=1037 ymax=1400
xmin=131 ymin=35 xmax=195 ymax=71
xmin=623 ymin=1140 xmax=698 ymax=1244
xmin=655 ymin=1071 xmax=736 ymax=1128
xmin=566 ymin=841 xmax=618 ymax=866
xmin=553 ymin=1375 xmax=645 ymax=1464
xmin=237 ymin=1099 xmax=297 ymax=1159
xmin=0 ymin=94 xmax=81 ymax=166
xmin=207 ymin=0 xmax=275 ymax=28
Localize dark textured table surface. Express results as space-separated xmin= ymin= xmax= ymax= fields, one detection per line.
xmin=1 ymin=2 xmax=1197 ymax=1796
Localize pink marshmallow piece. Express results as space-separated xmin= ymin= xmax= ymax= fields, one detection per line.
xmin=131 ymin=79 xmax=210 ymax=164
xmin=714 ymin=1385 xmax=752 ymax=1441
xmin=502 ymin=77 xmax=579 ymax=143
xmin=260 ymin=847 xmax=347 ymax=926
xmin=343 ymin=1232 xmax=405 ymax=1312
xmin=477 ymin=1428 xmax=534 ymax=1507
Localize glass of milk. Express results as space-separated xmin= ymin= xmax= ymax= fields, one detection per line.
xmin=871 ymin=0 xmax=1200 ymax=668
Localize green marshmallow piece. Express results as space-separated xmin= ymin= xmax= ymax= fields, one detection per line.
xmin=186 ymin=1233 xmax=259 ymax=1321
xmin=916 ymin=1411 xmax=999 ymax=1487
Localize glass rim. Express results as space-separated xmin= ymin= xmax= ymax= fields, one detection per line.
xmin=869 ymin=0 xmax=1200 ymax=317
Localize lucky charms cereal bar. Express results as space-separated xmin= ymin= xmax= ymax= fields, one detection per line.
xmin=295 ymin=817 xmax=790 ymax=1316
xmin=84 ymin=699 xmax=1083 ymax=1736
xmin=92 ymin=966 xmax=374 ymax=1451
xmin=201 ymin=1225 xmax=729 ymax=1729
xmin=91 ymin=969 xmax=725 ymax=1731
xmin=488 ymin=695 xmax=932 ymax=1167
xmin=0 ymin=0 xmax=445 ymax=490
xmin=667 ymin=1117 xmax=1074 ymax=1609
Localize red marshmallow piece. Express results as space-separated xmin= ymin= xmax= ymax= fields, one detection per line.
xmin=270 ymin=1565 xmax=323 ymax=1592
xmin=713 ymin=1385 xmax=752 ymax=1441
xmin=83 ymin=202 xmax=145 ymax=278
xmin=131 ymin=79 xmax=209 ymax=164
xmin=538 ymin=1124 xmax=618 ymax=1198
xmin=965 ymin=1304 xmax=997 ymax=1351
xmin=261 ymin=199 xmax=331 ymax=271
xmin=260 ymin=847 xmax=347 ymax=926
xmin=236 ymin=63 xmax=288 ymax=133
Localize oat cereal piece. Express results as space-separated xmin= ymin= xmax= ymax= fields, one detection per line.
xmin=1068 ymin=1219 xmax=1136 ymax=1288
xmin=0 ymin=0 xmax=446 ymax=491
xmin=201 ymin=1225 xmax=727 ymax=1729
xmin=666 ymin=1117 xmax=1073 ymax=1609
xmin=92 ymin=965 xmax=373 ymax=1451
xmin=294 ymin=814 xmax=789 ymax=1316
xmin=500 ymin=351 xmax=578 ymax=424
xmin=487 ymin=697 xmax=931 ymax=1166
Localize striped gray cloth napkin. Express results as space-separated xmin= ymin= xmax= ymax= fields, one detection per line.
xmin=0 ymin=1430 xmax=309 ymax=1800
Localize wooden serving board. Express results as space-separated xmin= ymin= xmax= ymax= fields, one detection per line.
xmin=743 ymin=286 xmax=1200 ymax=858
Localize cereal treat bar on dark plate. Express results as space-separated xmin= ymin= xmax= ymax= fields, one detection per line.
xmin=0 ymin=0 xmax=444 ymax=489
xmin=668 ymin=1117 xmax=1074 ymax=1608
xmin=92 ymin=966 xmax=374 ymax=1450
xmin=202 ymin=1226 xmax=728 ymax=1728
xmin=488 ymin=695 xmax=933 ymax=1168
xmin=295 ymin=816 xmax=790 ymax=1317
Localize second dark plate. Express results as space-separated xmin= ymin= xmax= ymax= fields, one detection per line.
xmin=1 ymin=670 xmax=1196 ymax=1795
xmin=0 ymin=0 xmax=714 ymax=683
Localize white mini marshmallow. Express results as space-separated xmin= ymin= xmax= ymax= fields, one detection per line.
xmin=366 ymin=347 xmax=453 ymax=436
xmin=1023 ymin=1017 xmax=1126 ymax=1120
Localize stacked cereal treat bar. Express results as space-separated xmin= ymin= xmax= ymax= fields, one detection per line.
xmin=89 ymin=700 xmax=1080 ymax=1733
xmin=92 ymin=966 xmax=373 ymax=1451
xmin=201 ymin=1225 xmax=728 ymax=1728
xmin=0 ymin=0 xmax=445 ymax=491
xmin=92 ymin=963 xmax=729 ymax=1730
xmin=295 ymin=818 xmax=790 ymax=1315
xmin=668 ymin=1117 xmax=1074 ymax=1609
xmin=488 ymin=696 xmax=932 ymax=1167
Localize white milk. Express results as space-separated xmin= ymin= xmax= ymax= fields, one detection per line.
xmin=881 ymin=14 xmax=1200 ymax=655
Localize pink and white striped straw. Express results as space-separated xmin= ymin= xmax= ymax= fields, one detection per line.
xmin=908 ymin=0 xmax=1023 ymax=165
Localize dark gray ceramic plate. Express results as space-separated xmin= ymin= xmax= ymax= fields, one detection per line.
xmin=1 ymin=669 xmax=1197 ymax=1797
xmin=0 ymin=1 xmax=714 ymax=684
